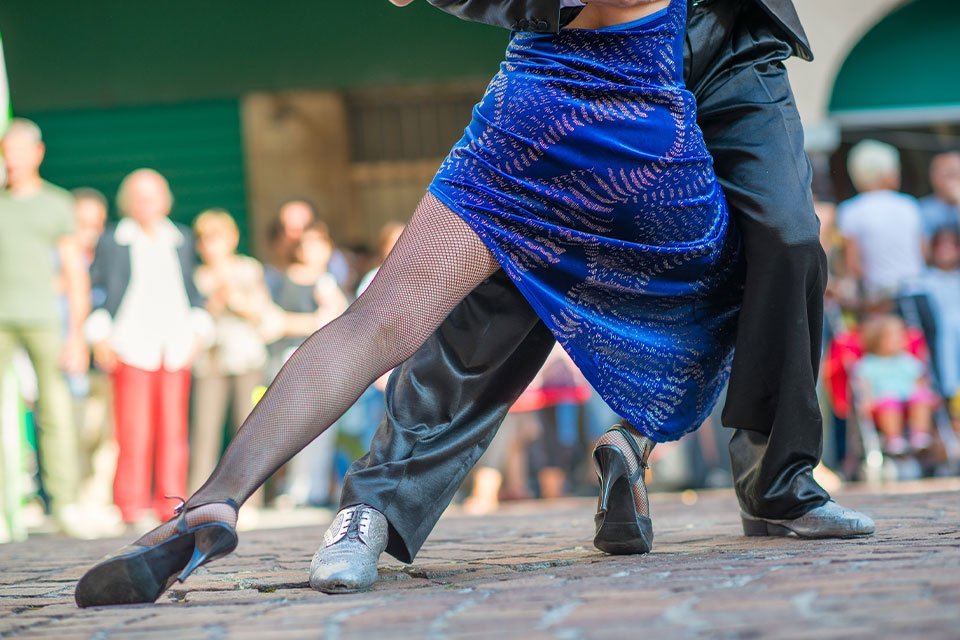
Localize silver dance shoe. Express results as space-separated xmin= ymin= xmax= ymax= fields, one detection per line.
xmin=741 ymin=500 xmax=875 ymax=539
xmin=309 ymin=504 xmax=388 ymax=594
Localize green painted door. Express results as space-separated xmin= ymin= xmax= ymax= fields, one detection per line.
xmin=24 ymin=100 xmax=249 ymax=252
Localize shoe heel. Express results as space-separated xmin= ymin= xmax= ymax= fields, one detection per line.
xmin=177 ymin=524 xmax=238 ymax=582
xmin=594 ymin=446 xmax=629 ymax=511
xmin=741 ymin=517 xmax=791 ymax=537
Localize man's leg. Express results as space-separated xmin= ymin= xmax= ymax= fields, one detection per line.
xmin=340 ymin=270 xmax=555 ymax=562
xmin=686 ymin=3 xmax=831 ymax=520
xmin=20 ymin=325 xmax=80 ymax=518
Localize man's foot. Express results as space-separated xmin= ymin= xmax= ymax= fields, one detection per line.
xmin=309 ymin=505 xmax=388 ymax=594
xmin=741 ymin=500 xmax=875 ymax=539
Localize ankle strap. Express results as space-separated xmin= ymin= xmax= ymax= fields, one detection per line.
xmin=613 ymin=423 xmax=653 ymax=469
xmin=171 ymin=497 xmax=241 ymax=534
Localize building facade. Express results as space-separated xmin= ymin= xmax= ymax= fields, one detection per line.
xmin=787 ymin=0 xmax=960 ymax=198
xmin=3 ymin=1 xmax=958 ymax=249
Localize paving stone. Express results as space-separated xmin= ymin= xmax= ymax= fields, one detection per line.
xmin=1 ymin=480 xmax=958 ymax=638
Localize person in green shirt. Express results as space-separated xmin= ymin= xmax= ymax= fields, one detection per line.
xmin=0 ymin=118 xmax=89 ymax=528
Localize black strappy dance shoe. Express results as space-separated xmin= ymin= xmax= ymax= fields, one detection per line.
xmin=75 ymin=498 xmax=239 ymax=607
xmin=592 ymin=426 xmax=654 ymax=555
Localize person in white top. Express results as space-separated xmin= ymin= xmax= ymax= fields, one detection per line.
xmin=85 ymin=169 xmax=213 ymax=526
xmin=839 ymin=140 xmax=944 ymax=385
xmin=839 ymin=140 xmax=926 ymax=302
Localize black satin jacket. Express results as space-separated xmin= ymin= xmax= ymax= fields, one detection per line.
xmin=426 ymin=0 xmax=813 ymax=60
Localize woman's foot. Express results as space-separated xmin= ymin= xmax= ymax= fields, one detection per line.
xmin=592 ymin=423 xmax=654 ymax=555
xmin=309 ymin=505 xmax=388 ymax=594
xmin=75 ymin=499 xmax=239 ymax=607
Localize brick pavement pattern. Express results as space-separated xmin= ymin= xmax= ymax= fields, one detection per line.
xmin=1 ymin=481 xmax=958 ymax=639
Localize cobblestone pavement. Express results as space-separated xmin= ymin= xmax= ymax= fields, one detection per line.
xmin=1 ymin=480 xmax=958 ymax=639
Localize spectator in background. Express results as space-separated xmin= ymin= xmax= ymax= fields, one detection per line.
xmin=265 ymin=200 xmax=351 ymax=295
xmin=68 ymin=188 xmax=117 ymax=521
xmin=530 ymin=344 xmax=591 ymax=500
xmin=270 ymin=221 xmax=347 ymax=507
xmin=0 ymin=119 xmax=88 ymax=530
xmin=357 ymin=222 xmax=406 ymax=295
xmin=72 ymin=188 xmax=109 ymax=267
xmin=812 ymin=167 xmax=857 ymax=317
xmin=856 ymin=315 xmax=936 ymax=455
xmin=190 ymin=210 xmax=278 ymax=499
xmin=839 ymin=140 xmax=926 ymax=303
xmin=920 ymin=227 xmax=960 ymax=402
xmin=85 ymin=169 xmax=213 ymax=528
xmin=838 ymin=141 xmax=940 ymax=381
xmin=919 ymin=151 xmax=960 ymax=239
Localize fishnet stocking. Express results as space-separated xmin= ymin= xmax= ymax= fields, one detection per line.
xmin=135 ymin=193 xmax=498 ymax=546
xmin=596 ymin=424 xmax=653 ymax=517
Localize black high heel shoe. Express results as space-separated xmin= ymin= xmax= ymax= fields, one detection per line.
xmin=593 ymin=426 xmax=653 ymax=555
xmin=75 ymin=498 xmax=239 ymax=608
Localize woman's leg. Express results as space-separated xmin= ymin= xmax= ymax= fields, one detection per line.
xmin=136 ymin=194 xmax=499 ymax=543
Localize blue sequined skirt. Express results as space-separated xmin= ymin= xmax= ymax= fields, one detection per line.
xmin=429 ymin=0 xmax=743 ymax=442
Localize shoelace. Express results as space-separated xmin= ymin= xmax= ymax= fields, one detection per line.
xmin=325 ymin=506 xmax=372 ymax=547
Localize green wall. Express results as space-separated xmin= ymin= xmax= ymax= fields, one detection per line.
xmin=0 ymin=1 xmax=509 ymax=112
xmin=830 ymin=0 xmax=960 ymax=114
xmin=29 ymin=101 xmax=250 ymax=250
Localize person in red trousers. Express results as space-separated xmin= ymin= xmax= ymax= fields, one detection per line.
xmin=85 ymin=169 xmax=213 ymax=529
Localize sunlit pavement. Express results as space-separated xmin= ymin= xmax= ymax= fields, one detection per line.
xmin=2 ymin=479 xmax=958 ymax=639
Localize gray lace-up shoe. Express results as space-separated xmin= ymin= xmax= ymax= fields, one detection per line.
xmin=309 ymin=504 xmax=389 ymax=594
xmin=741 ymin=500 xmax=875 ymax=539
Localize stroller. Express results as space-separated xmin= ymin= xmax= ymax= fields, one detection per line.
xmin=824 ymin=301 xmax=960 ymax=483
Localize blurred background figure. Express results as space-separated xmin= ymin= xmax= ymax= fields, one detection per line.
xmin=463 ymin=344 xmax=590 ymax=513
xmin=921 ymin=228 xmax=960 ymax=407
xmin=855 ymin=315 xmax=936 ymax=455
xmin=0 ymin=118 xmax=87 ymax=533
xmin=530 ymin=345 xmax=591 ymax=500
xmin=356 ymin=222 xmax=405 ymax=295
xmin=71 ymin=188 xmax=109 ymax=265
xmin=85 ymin=169 xmax=213 ymax=530
xmin=919 ymin=152 xmax=960 ymax=239
xmin=270 ymin=220 xmax=347 ymax=508
xmin=463 ymin=403 xmax=540 ymax=515
xmin=190 ymin=209 xmax=277 ymax=510
xmin=265 ymin=200 xmax=351 ymax=294
xmin=839 ymin=140 xmax=926 ymax=305
xmin=67 ymin=187 xmax=119 ymax=527
xmin=838 ymin=141 xmax=940 ymax=377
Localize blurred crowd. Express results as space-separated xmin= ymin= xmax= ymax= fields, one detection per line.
xmin=1 ymin=119 xmax=959 ymax=542
xmin=819 ymin=142 xmax=960 ymax=481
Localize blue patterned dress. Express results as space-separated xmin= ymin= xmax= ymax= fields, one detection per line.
xmin=429 ymin=0 xmax=743 ymax=442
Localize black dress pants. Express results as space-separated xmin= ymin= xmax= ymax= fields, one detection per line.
xmin=341 ymin=0 xmax=831 ymax=563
